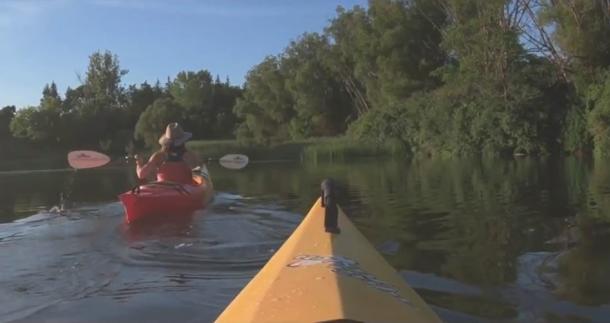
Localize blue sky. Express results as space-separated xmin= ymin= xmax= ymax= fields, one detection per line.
xmin=0 ymin=0 xmax=367 ymax=108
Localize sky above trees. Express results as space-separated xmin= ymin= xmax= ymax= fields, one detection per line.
xmin=0 ymin=0 xmax=367 ymax=108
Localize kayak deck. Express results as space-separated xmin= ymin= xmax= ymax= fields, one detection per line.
xmin=216 ymin=195 xmax=441 ymax=322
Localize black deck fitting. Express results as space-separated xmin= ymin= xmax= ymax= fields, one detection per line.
xmin=321 ymin=178 xmax=340 ymax=234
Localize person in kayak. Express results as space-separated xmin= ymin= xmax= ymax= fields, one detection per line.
xmin=135 ymin=122 xmax=199 ymax=184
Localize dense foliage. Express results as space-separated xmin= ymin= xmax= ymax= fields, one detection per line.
xmin=6 ymin=0 xmax=610 ymax=156
xmin=234 ymin=0 xmax=610 ymax=156
xmin=8 ymin=51 xmax=242 ymax=153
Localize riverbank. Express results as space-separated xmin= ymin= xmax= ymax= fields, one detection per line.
xmin=186 ymin=137 xmax=409 ymax=162
xmin=0 ymin=137 xmax=408 ymax=171
xmin=0 ymin=142 xmax=69 ymax=171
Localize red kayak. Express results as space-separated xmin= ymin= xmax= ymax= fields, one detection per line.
xmin=119 ymin=171 xmax=213 ymax=224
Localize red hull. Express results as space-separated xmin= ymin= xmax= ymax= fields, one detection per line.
xmin=119 ymin=174 xmax=213 ymax=224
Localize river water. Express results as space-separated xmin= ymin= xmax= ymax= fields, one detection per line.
xmin=1 ymin=157 xmax=609 ymax=322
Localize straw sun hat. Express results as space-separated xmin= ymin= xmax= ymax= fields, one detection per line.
xmin=158 ymin=122 xmax=192 ymax=146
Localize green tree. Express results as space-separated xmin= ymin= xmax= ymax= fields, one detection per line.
xmin=587 ymin=73 xmax=610 ymax=156
xmin=541 ymin=0 xmax=610 ymax=80
xmin=5 ymin=51 xmax=243 ymax=153
xmin=210 ymin=76 xmax=242 ymax=138
xmin=367 ymin=0 xmax=447 ymax=103
xmin=73 ymin=50 xmax=129 ymax=150
xmin=430 ymin=0 xmax=559 ymax=155
xmin=9 ymin=83 xmax=64 ymax=144
xmin=169 ymin=71 xmax=212 ymax=111
xmin=0 ymin=105 xmax=16 ymax=143
xmin=124 ymin=81 xmax=165 ymax=145
xmin=535 ymin=0 xmax=610 ymax=154
xmin=42 ymin=82 xmax=60 ymax=102
xmin=326 ymin=0 xmax=447 ymax=111
xmin=167 ymin=70 xmax=242 ymax=139
xmin=348 ymin=0 xmax=568 ymax=156
xmin=83 ymin=51 xmax=128 ymax=106
xmin=63 ymin=85 xmax=85 ymax=113
xmin=169 ymin=70 xmax=214 ymax=138
xmin=10 ymin=106 xmax=59 ymax=143
xmin=234 ymin=56 xmax=294 ymax=143
xmin=235 ymin=32 xmax=357 ymax=142
xmin=134 ymin=97 xmax=185 ymax=147
xmin=283 ymin=33 xmax=353 ymax=138
xmin=325 ymin=4 xmax=373 ymax=116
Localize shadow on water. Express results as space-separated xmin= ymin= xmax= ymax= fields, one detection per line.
xmin=1 ymin=156 xmax=610 ymax=322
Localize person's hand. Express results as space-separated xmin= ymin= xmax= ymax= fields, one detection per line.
xmin=135 ymin=154 xmax=144 ymax=167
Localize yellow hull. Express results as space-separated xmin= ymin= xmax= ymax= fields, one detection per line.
xmin=216 ymin=198 xmax=442 ymax=323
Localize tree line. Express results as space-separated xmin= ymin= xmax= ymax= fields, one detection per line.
xmin=235 ymin=0 xmax=610 ymax=156
xmin=2 ymin=0 xmax=610 ymax=157
xmin=1 ymin=52 xmax=242 ymax=155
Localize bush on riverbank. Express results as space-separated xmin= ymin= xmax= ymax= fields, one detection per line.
xmin=187 ymin=137 xmax=407 ymax=162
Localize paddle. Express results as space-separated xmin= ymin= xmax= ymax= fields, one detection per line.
xmin=68 ymin=150 xmax=111 ymax=169
xmin=218 ymin=154 xmax=249 ymax=170
xmin=69 ymin=150 xmax=249 ymax=170
xmin=57 ymin=150 xmax=112 ymax=212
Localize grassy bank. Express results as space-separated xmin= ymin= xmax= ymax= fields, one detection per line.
xmin=186 ymin=137 xmax=409 ymax=162
xmin=0 ymin=142 xmax=69 ymax=171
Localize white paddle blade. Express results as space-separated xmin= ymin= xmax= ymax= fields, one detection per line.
xmin=68 ymin=150 xmax=111 ymax=169
xmin=219 ymin=154 xmax=249 ymax=170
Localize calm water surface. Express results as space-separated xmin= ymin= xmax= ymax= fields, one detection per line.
xmin=1 ymin=156 xmax=609 ymax=322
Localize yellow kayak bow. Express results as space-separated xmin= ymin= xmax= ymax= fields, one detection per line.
xmin=216 ymin=179 xmax=442 ymax=323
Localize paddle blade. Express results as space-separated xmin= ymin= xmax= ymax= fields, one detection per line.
xmin=68 ymin=150 xmax=111 ymax=169
xmin=219 ymin=154 xmax=249 ymax=170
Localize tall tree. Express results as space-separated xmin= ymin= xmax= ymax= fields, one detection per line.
xmin=42 ymin=82 xmax=60 ymax=102
xmin=75 ymin=50 xmax=129 ymax=150
xmin=234 ymin=56 xmax=294 ymax=143
xmin=125 ymin=82 xmax=165 ymax=127
xmin=0 ymin=105 xmax=16 ymax=142
xmin=532 ymin=0 xmax=610 ymax=154
xmin=83 ymin=51 xmax=128 ymax=106
xmin=210 ymin=76 xmax=242 ymax=138
xmin=282 ymin=33 xmax=353 ymax=138
xmin=367 ymin=0 xmax=447 ymax=103
xmin=325 ymin=5 xmax=374 ymax=115
xmin=541 ymin=0 xmax=610 ymax=80
xmin=10 ymin=83 xmax=64 ymax=144
xmin=167 ymin=70 xmax=241 ymax=139
xmin=135 ymin=97 xmax=185 ymax=147
xmin=169 ymin=71 xmax=213 ymax=110
xmin=326 ymin=0 xmax=447 ymax=111
xmin=169 ymin=71 xmax=214 ymax=138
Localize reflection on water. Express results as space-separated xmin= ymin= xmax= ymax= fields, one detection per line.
xmin=1 ymin=157 xmax=610 ymax=322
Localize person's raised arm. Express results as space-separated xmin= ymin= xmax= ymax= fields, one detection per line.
xmin=136 ymin=152 xmax=164 ymax=180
